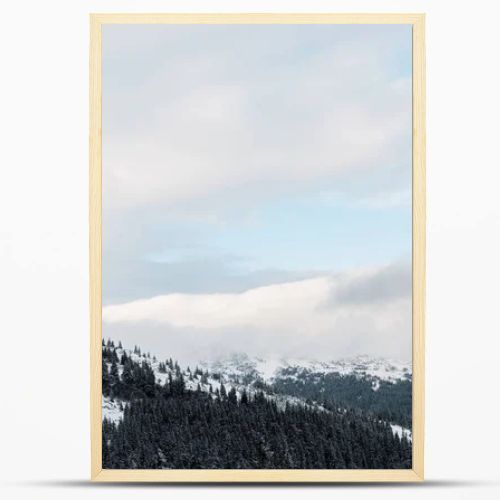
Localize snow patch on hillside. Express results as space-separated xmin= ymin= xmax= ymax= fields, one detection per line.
xmin=103 ymin=346 xmax=325 ymax=416
xmin=102 ymin=396 xmax=124 ymax=423
xmin=200 ymin=352 xmax=411 ymax=384
xmin=390 ymin=424 xmax=412 ymax=441
xmin=279 ymin=356 xmax=411 ymax=383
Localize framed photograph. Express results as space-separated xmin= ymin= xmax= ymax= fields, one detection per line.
xmin=90 ymin=13 xmax=425 ymax=482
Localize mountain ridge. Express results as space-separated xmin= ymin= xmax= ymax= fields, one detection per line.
xmin=199 ymin=351 xmax=412 ymax=385
xmin=102 ymin=340 xmax=412 ymax=435
xmin=101 ymin=339 xmax=412 ymax=469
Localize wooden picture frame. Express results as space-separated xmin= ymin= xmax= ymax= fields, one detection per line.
xmin=90 ymin=13 xmax=425 ymax=482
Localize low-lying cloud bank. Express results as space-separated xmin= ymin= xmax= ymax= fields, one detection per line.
xmin=103 ymin=262 xmax=411 ymax=364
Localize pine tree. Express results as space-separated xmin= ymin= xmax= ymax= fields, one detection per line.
xmin=220 ymin=383 xmax=227 ymax=399
xmin=241 ymin=389 xmax=249 ymax=405
xmin=228 ymin=387 xmax=237 ymax=405
xmin=102 ymin=357 xmax=110 ymax=395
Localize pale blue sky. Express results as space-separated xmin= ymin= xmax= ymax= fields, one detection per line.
xmin=146 ymin=192 xmax=411 ymax=272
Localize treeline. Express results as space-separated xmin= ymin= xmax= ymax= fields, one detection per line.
xmin=273 ymin=368 xmax=412 ymax=428
xmin=102 ymin=344 xmax=412 ymax=469
xmin=102 ymin=344 xmax=186 ymax=400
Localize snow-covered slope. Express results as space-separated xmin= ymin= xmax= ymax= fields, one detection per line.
xmin=102 ymin=396 xmax=125 ymax=423
xmin=200 ymin=352 xmax=411 ymax=384
xmin=102 ymin=346 xmax=326 ymax=422
xmin=390 ymin=424 xmax=412 ymax=441
xmin=102 ymin=344 xmax=411 ymax=440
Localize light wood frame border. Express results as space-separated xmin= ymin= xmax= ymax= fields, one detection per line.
xmin=90 ymin=13 xmax=425 ymax=483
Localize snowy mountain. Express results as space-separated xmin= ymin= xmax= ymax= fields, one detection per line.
xmin=102 ymin=340 xmax=413 ymax=469
xmin=199 ymin=352 xmax=411 ymax=385
xmin=102 ymin=344 xmax=327 ymax=423
xmin=103 ymin=342 xmax=413 ymax=469
xmin=102 ymin=342 xmax=412 ymax=441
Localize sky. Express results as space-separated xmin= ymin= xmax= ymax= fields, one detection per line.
xmin=102 ymin=24 xmax=413 ymax=365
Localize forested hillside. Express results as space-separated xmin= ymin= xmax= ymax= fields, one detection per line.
xmin=102 ymin=341 xmax=412 ymax=469
xmin=273 ymin=367 xmax=412 ymax=428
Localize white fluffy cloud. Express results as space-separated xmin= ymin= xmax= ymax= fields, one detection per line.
xmin=104 ymin=277 xmax=331 ymax=329
xmin=103 ymin=263 xmax=411 ymax=362
xmin=103 ymin=26 xmax=411 ymax=211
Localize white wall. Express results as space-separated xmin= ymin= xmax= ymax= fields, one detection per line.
xmin=1 ymin=1 xmax=499 ymax=499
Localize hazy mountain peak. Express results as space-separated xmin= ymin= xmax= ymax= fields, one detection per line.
xmin=199 ymin=352 xmax=411 ymax=383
